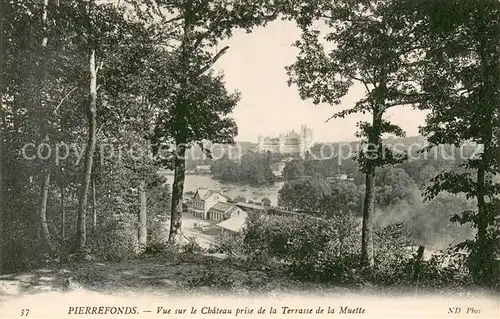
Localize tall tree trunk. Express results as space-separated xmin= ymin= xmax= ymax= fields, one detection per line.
xmin=138 ymin=180 xmax=147 ymax=246
xmin=0 ymin=4 xmax=4 ymax=236
xmin=168 ymin=0 xmax=192 ymax=244
xmin=75 ymin=49 xmax=97 ymax=253
xmin=60 ymin=166 xmax=65 ymax=242
xmin=36 ymin=0 xmax=54 ymax=256
xmin=472 ymin=18 xmax=497 ymax=285
xmin=361 ymin=164 xmax=376 ymax=267
xmin=92 ymin=175 xmax=96 ymax=232
xmin=168 ymin=140 xmax=186 ymax=243
xmin=360 ymin=108 xmax=383 ymax=268
xmin=38 ymin=169 xmax=54 ymax=255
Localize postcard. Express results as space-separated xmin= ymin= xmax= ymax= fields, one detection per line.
xmin=1 ymin=0 xmax=498 ymax=318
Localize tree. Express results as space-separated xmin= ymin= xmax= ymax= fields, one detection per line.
xmin=261 ymin=197 xmax=271 ymax=207
xmin=68 ymin=0 xmax=154 ymax=253
xmin=138 ymin=0 xmax=281 ymax=243
xmin=286 ymin=0 xmax=421 ymax=267
xmin=234 ymin=196 xmax=247 ymax=203
xmin=412 ymin=0 xmax=500 ymax=285
xmin=37 ymin=0 xmax=55 ymax=257
xmin=282 ymin=159 xmax=305 ymax=180
xmin=375 ymin=166 xmax=419 ymax=208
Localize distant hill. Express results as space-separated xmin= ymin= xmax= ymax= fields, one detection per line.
xmin=184 ymin=135 xmax=478 ymax=166
xmin=307 ymin=136 xmax=427 ymax=159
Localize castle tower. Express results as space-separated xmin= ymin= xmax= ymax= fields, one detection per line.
xmin=278 ymin=133 xmax=285 ymax=154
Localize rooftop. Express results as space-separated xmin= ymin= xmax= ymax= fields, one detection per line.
xmin=194 ymin=188 xmax=227 ymax=201
xmin=209 ymin=202 xmax=233 ymax=212
xmin=216 ymin=216 xmax=246 ymax=233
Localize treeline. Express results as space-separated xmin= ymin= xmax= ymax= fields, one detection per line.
xmin=211 ymin=151 xmax=278 ymax=185
xmin=278 ymin=167 xmax=475 ymax=250
xmin=184 ymin=142 xmax=258 ymax=171
xmin=284 ymin=138 xmax=478 ymax=186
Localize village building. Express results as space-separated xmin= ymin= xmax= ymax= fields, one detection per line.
xmin=216 ymin=210 xmax=248 ymax=235
xmin=207 ymin=202 xmax=244 ymax=221
xmin=190 ymin=188 xmax=228 ymax=219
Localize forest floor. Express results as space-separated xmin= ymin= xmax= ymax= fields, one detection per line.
xmin=0 ymin=253 xmax=365 ymax=302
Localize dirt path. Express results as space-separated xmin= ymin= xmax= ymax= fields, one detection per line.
xmin=1 ymin=254 xmax=337 ymax=301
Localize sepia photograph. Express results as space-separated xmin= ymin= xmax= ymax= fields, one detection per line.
xmin=1 ymin=0 xmax=499 ymax=318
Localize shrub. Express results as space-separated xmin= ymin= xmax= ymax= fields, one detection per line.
xmin=147 ymin=214 xmax=169 ymax=244
xmin=242 ymin=212 xmax=360 ymax=284
xmin=86 ymin=213 xmax=139 ymax=261
xmin=368 ymin=222 xmax=416 ymax=286
xmin=211 ymin=232 xmax=244 ymax=257
xmin=241 ymin=212 xmax=476 ymax=290
xmin=369 ymin=223 xmax=474 ymax=289
xmin=182 ymin=237 xmax=204 ymax=254
xmin=417 ymin=250 xmax=474 ymax=290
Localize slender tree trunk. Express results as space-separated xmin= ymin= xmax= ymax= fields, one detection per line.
xmin=75 ymin=49 xmax=97 ymax=253
xmin=36 ymin=0 xmax=54 ymax=256
xmin=361 ymin=164 xmax=376 ymax=267
xmin=38 ymin=170 xmax=54 ymax=255
xmin=92 ymin=175 xmax=96 ymax=232
xmin=138 ymin=180 xmax=147 ymax=246
xmin=0 ymin=6 xmax=4 ymax=238
xmin=60 ymin=167 xmax=65 ymax=242
xmin=168 ymin=0 xmax=192 ymax=244
xmin=168 ymin=139 xmax=186 ymax=243
xmin=360 ymin=107 xmax=383 ymax=268
xmin=0 ymin=115 xmax=3 ymax=249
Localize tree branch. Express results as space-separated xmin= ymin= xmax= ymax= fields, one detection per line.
xmin=192 ymin=32 xmax=207 ymax=52
xmin=165 ymin=15 xmax=184 ymax=24
xmin=53 ymin=87 xmax=78 ymax=115
xmin=96 ymin=61 xmax=104 ymax=75
xmin=196 ymin=46 xmax=230 ymax=76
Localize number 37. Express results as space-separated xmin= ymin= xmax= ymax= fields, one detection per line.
xmin=20 ymin=309 xmax=30 ymax=316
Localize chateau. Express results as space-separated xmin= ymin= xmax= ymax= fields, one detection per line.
xmin=257 ymin=125 xmax=313 ymax=158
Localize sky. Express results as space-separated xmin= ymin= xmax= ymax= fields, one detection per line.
xmin=213 ymin=20 xmax=428 ymax=143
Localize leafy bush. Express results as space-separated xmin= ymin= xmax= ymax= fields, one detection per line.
xmin=211 ymin=232 xmax=244 ymax=257
xmin=417 ymin=250 xmax=474 ymax=289
xmin=147 ymin=214 xmax=169 ymax=245
xmin=241 ymin=212 xmax=360 ymax=284
xmin=182 ymin=237 xmax=204 ymax=254
xmin=86 ymin=213 xmax=139 ymax=261
xmin=368 ymin=222 xmax=416 ymax=286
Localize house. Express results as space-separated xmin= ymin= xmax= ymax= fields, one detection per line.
xmin=207 ymin=202 xmax=245 ymax=221
xmin=190 ymin=188 xmax=228 ymax=219
xmin=216 ymin=210 xmax=248 ymax=234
